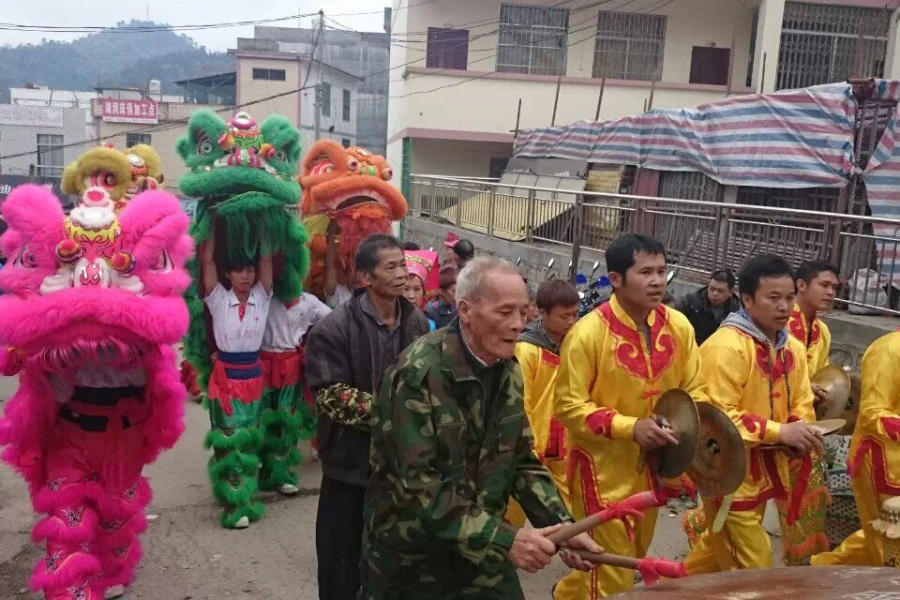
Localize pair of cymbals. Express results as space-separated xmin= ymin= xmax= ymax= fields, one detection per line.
xmin=649 ymin=391 xmax=745 ymax=497
xmin=654 ymin=389 xmax=747 ymax=496
xmin=812 ymin=365 xmax=859 ymax=435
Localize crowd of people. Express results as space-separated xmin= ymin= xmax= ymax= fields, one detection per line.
xmin=2 ymin=167 xmax=896 ymax=599
xmin=193 ymin=217 xmax=896 ymax=600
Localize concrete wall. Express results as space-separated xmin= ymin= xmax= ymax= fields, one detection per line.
xmin=409 ymin=138 xmax=512 ymax=177
xmin=404 ymin=215 xmax=894 ymax=367
xmin=297 ymin=63 xmax=360 ymax=153
xmin=387 ymin=0 xmax=758 ymax=144
xmin=236 ymin=56 xmax=302 ymax=125
xmin=0 ymin=106 xmax=87 ymax=177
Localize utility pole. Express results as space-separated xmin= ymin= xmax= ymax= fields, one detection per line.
xmin=314 ymin=84 xmax=323 ymax=141
xmin=312 ymin=10 xmax=325 ymax=141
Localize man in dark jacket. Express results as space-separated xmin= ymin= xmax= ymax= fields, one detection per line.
xmin=306 ymin=234 xmax=430 ymax=600
xmin=673 ymin=269 xmax=740 ymax=346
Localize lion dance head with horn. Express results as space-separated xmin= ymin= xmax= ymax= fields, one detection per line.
xmin=299 ymin=141 xmax=407 ymax=297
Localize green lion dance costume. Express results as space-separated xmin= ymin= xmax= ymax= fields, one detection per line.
xmin=177 ymin=110 xmax=311 ymax=528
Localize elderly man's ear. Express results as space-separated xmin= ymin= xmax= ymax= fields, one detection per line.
xmin=456 ymin=298 xmax=472 ymax=325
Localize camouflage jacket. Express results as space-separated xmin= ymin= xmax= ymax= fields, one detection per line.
xmin=360 ymin=324 xmax=571 ymax=599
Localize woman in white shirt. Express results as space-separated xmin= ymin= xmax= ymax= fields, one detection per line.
xmin=259 ymin=293 xmax=331 ymax=495
xmin=201 ymin=227 xmax=274 ymax=530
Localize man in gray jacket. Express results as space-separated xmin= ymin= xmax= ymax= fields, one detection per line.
xmin=305 ymin=234 xmax=430 ymax=600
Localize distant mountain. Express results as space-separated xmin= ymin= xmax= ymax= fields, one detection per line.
xmin=0 ymin=20 xmax=234 ymax=100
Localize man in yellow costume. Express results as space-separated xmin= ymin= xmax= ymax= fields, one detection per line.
xmin=812 ymin=328 xmax=900 ymax=566
xmin=684 ymin=254 xmax=824 ymax=574
xmin=553 ymin=234 xmax=704 ymax=599
xmin=506 ymin=279 xmax=580 ymax=527
xmin=789 ymin=261 xmax=838 ymax=380
xmin=781 ymin=260 xmax=839 ymax=564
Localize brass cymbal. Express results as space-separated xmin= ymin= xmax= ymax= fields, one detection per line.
xmin=842 ymin=372 xmax=861 ymax=435
xmin=650 ymin=389 xmax=700 ymax=479
xmin=813 ymin=365 xmax=852 ymax=422
xmin=687 ymin=403 xmax=746 ymax=497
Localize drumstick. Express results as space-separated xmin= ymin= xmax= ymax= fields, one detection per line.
xmin=547 ymin=490 xmax=664 ymax=545
xmin=561 ymin=548 xmax=688 ymax=580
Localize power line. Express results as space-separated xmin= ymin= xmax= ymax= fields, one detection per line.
xmin=0 ymin=14 xmax=319 ymax=34
xmin=328 ymin=0 xmax=444 ymax=17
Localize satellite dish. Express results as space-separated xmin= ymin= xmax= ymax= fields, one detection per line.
xmin=568 ymin=260 xmax=573 ymax=269
xmin=516 ymin=257 xmax=522 ymax=266
xmin=592 ymin=261 xmax=600 ymax=274
xmin=547 ymin=258 xmax=555 ymax=269
xmin=666 ymin=271 xmax=676 ymax=284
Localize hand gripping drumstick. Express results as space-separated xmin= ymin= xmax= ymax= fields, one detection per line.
xmin=547 ymin=490 xmax=666 ymax=546
xmin=560 ymin=549 xmax=688 ymax=586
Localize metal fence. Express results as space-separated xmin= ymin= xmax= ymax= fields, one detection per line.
xmin=408 ymin=174 xmax=900 ymax=315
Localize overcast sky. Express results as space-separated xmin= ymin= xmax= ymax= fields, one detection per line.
xmin=1 ymin=0 xmax=390 ymax=51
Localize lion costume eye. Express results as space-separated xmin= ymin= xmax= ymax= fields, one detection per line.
xmin=310 ymin=160 xmax=335 ymax=176
xmin=196 ymin=133 xmax=214 ymax=155
xmin=381 ymin=167 xmax=394 ymax=181
xmin=14 ymin=246 xmax=37 ymax=269
xmin=274 ymin=149 xmax=287 ymax=161
xmin=150 ymin=251 xmax=173 ymax=273
xmin=87 ymin=171 xmax=117 ymax=190
xmin=347 ymin=157 xmax=360 ymax=172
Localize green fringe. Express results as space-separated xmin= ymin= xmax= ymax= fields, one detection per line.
xmin=296 ymin=401 xmax=317 ymax=441
xmin=220 ymin=502 xmax=266 ymax=529
xmin=260 ymin=408 xmax=301 ymax=451
xmin=204 ymin=427 xmax=262 ymax=453
xmin=208 ymin=449 xmax=260 ymax=480
xmin=259 ymin=446 xmax=302 ymax=491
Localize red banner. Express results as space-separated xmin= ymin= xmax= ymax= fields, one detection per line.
xmin=101 ymin=98 xmax=158 ymax=124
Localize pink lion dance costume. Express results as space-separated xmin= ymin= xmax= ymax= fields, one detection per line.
xmin=0 ymin=184 xmax=192 ymax=600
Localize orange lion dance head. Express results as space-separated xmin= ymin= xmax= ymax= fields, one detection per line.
xmin=299 ymin=140 xmax=407 ymax=296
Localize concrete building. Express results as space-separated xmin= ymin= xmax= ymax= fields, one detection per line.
xmin=387 ymin=0 xmax=900 ymax=189
xmin=230 ymin=45 xmax=362 ymax=152
xmin=0 ymin=104 xmax=88 ymax=179
xmin=239 ymin=25 xmax=391 ymax=155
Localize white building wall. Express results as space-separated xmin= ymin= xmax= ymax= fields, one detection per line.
xmin=297 ymin=63 xmax=360 ymax=152
xmin=0 ymin=106 xmax=87 ymax=177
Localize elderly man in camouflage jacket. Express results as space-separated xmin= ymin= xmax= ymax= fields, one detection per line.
xmin=360 ymin=257 xmax=601 ymax=600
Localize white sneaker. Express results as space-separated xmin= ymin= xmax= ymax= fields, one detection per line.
xmin=104 ymin=585 xmax=126 ymax=599
xmin=233 ymin=516 xmax=250 ymax=529
xmin=278 ymin=483 xmax=300 ymax=495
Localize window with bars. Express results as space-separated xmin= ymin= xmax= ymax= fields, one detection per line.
xmin=126 ymin=133 xmax=152 ymax=148
xmin=343 ymin=89 xmax=351 ymax=122
xmin=497 ymin=4 xmax=569 ymax=76
xmin=36 ymin=134 xmax=64 ymax=178
xmin=427 ymin=27 xmax=470 ymax=70
xmin=593 ymin=11 xmax=666 ymax=81
xmin=777 ymin=2 xmax=888 ymax=91
xmin=252 ymin=68 xmax=286 ymax=81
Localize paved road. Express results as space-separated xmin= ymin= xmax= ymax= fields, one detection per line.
xmin=0 ymin=374 xmax=756 ymax=599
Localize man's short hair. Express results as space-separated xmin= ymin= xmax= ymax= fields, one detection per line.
xmin=536 ymin=279 xmax=579 ymax=311
xmin=796 ymin=260 xmax=839 ymax=284
xmin=606 ymin=234 xmax=667 ymax=280
xmin=355 ymin=234 xmax=401 ymax=273
xmin=710 ymin=269 xmax=736 ymax=288
xmin=453 ymin=239 xmax=475 ymax=265
xmin=438 ymin=266 xmax=457 ymax=289
xmin=456 ymin=256 xmax=520 ymax=303
xmin=402 ymin=241 xmax=420 ymax=251
xmin=738 ymin=254 xmax=794 ymax=299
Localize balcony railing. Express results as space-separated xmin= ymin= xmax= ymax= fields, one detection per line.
xmin=408 ymin=174 xmax=900 ymax=316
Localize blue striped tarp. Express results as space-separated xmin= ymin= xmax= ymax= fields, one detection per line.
xmin=514 ymin=83 xmax=858 ymax=189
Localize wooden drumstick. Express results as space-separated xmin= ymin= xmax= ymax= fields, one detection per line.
xmin=561 ymin=548 xmax=688 ymax=580
xmin=547 ymin=490 xmax=664 ymax=545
